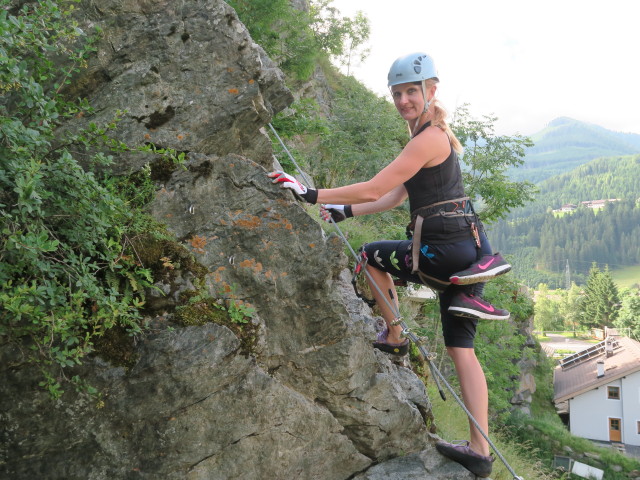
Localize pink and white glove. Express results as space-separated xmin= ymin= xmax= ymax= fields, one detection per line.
xmin=320 ymin=204 xmax=353 ymax=223
xmin=268 ymin=170 xmax=318 ymax=204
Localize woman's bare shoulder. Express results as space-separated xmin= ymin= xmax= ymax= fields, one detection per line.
xmin=409 ymin=124 xmax=450 ymax=161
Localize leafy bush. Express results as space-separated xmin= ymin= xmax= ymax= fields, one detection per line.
xmin=226 ymin=0 xmax=369 ymax=81
xmin=271 ymin=71 xmax=407 ymax=195
xmin=0 ymin=0 xmax=164 ymax=397
xmin=316 ymin=75 xmax=407 ymax=188
xmin=451 ymin=104 xmax=537 ymax=223
xmin=227 ymin=0 xmax=317 ymax=79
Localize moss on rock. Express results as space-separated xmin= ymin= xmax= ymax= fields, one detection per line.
xmin=174 ymin=294 xmax=259 ymax=356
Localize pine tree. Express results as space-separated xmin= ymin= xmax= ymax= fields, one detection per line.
xmin=600 ymin=266 xmax=621 ymax=326
xmin=580 ymin=264 xmax=620 ymax=328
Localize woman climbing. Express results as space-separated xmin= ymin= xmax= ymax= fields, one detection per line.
xmin=268 ymin=52 xmax=510 ymax=477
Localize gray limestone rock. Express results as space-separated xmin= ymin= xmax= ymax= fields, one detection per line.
xmin=64 ymin=0 xmax=293 ymax=171
xmin=0 ymin=1 xmax=450 ymax=478
xmin=148 ymin=151 xmax=433 ymax=460
xmin=352 ymin=446 xmax=477 ymax=479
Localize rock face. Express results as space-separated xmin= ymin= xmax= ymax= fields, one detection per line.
xmin=0 ymin=1 xmax=481 ymax=479
xmin=63 ymin=0 xmax=291 ymax=171
xmin=510 ymin=319 xmax=540 ymax=415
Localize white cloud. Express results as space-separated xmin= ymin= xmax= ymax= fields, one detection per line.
xmin=331 ymin=0 xmax=640 ymax=135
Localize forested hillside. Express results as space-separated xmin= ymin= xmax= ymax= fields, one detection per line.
xmin=510 ymin=117 xmax=640 ymax=183
xmin=489 ymin=155 xmax=640 ymax=286
xmin=505 ymin=154 xmax=640 ymax=218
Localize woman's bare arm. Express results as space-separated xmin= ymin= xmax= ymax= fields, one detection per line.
xmin=350 ymin=184 xmax=408 ymax=216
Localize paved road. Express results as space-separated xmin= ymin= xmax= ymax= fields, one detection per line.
xmin=539 ymin=333 xmax=595 ymax=356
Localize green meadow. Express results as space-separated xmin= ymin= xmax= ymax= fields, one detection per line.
xmin=611 ymin=265 xmax=640 ymax=288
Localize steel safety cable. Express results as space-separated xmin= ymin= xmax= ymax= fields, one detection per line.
xmin=267 ymin=123 xmax=524 ymax=480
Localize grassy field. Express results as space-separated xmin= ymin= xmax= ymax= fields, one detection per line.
xmin=611 ymin=265 xmax=640 ymax=289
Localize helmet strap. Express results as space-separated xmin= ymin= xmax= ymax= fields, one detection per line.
xmin=410 ymin=112 xmax=429 ymax=137
xmin=421 ymin=80 xmax=431 ymax=114
xmin=409 ymin=81 xmax=430 ymax=137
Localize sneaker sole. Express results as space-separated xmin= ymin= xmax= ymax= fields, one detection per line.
xmin=448 ymin=306 xmax=511 ymax=321
xmin=435 ymin=442 xmax=494 ymax=478
xmin=373 ymin=341 xmax=409 ymax=355
xmin=449 ymin=264 xmax=512 ymax=285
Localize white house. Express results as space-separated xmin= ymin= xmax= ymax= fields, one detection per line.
xmin=560 ymin=203 xmax=577 ymax=212
xmin=580 ymin=198 xmax=621 ymax=209
xmin=554 ymin=336 xmax=640 ymax=447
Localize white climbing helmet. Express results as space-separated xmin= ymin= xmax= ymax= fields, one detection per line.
xmin=387 ymin=52 xmax=438 ymax=87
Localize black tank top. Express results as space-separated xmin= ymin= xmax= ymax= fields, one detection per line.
xmin=403 ymin=122 xmax=473 ymax=244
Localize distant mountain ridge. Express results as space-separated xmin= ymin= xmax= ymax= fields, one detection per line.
xmin=509 ymin=117 xmax=640 ymax=183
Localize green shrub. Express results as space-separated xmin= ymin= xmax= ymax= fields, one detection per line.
xmin=227 ymin=0 xmax=320 ymax=80
xmin=226 ymin=0 xmax=370 ymax=81
xmin=0 ymin=0 xmax=169 ymax=398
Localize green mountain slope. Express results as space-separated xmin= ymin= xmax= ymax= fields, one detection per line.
xmin=509 ymin=117 xmax=640 ymax=183
xmin=490 ymin=154 xmax=640 ymax=285
xmin=513 ymin=154 xmax=640 ymax=218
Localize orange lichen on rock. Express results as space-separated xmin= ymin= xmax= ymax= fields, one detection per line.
xmin=233 ymin=213 xmax=262 ymax=229
xmin=212 ymin=266 xmax=226 ymax=283
xmin=190 ymin=235 xmax=207 ymax=254
xmin=266 ymin=212 xmax=293 ymax=231
xmin=238 ymin=258 xmax=263 ymax=274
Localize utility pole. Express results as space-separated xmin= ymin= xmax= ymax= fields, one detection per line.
xmin=565 ymin=259 xmax=571 ymax=290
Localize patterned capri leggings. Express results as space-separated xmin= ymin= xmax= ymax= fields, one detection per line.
xmin=362 ymin=231 xmax=492 ymax=348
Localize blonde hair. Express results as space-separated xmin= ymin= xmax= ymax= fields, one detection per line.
xmin=415 ymin=79 xmax=463 ymax=154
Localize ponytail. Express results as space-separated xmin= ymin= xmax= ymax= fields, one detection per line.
xmin=420 ymin=79 xmax=463 ymax=154
xmin=432 ymin=101 xmax=463 ymax=154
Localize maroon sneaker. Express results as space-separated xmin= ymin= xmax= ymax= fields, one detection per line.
xmin=449 ymin=253 xmax=511 ymax=285
xmin=435 ymin=440 xmax=495 ymax=478
xmin=448 ymin=292 xmax=510 ymax=320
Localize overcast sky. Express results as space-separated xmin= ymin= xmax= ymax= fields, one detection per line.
xmin=330 ymin=0 xmax=640 ymax=136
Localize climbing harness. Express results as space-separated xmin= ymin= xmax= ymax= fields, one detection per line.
xmin=470 ymin=221 xmax=481 ymax=249
xmin=267 ymin=123 xmax=524 ymax=480
xmin=350 ymin=248 xmax=411 ymax=307
xmin=350 ymin=249 xmax=376 ymax=308
xmin=407 ymin=197 xmax=478 ymax=291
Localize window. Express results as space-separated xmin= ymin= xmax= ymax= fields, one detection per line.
xmin=637 ymin=421 xmax=640 ymax=435
xmin=608 ymin=386 xmax=620 ymax=400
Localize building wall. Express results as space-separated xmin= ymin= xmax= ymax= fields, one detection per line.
xmin=569 ymin=372 xmax=640 ymax=446
xmin=570 ymin=378 xmax=623 ymax=442
xmin=621 ymin=371 xmax=640 ymax=446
